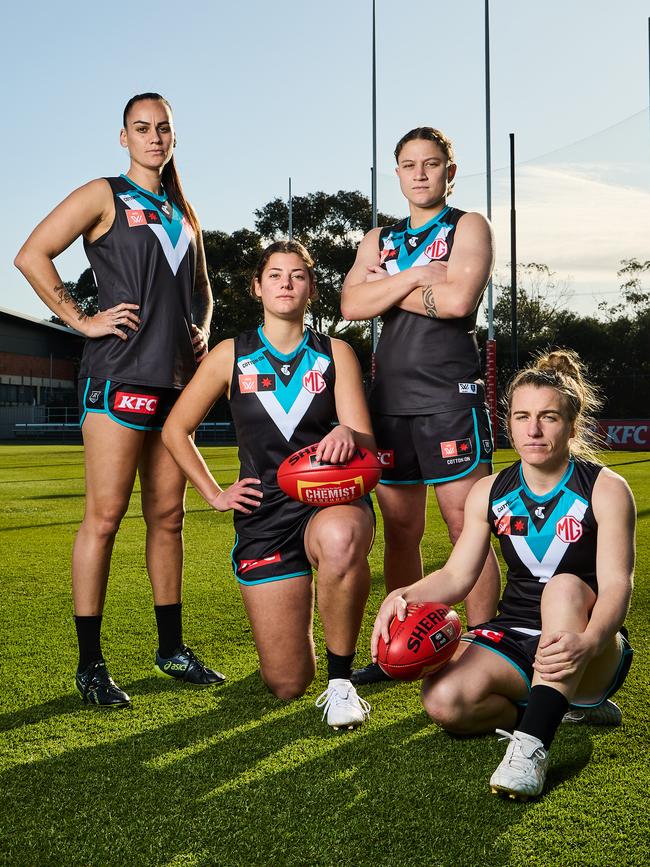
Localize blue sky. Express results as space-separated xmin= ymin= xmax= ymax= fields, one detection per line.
xmin=2 ymin=0 xmax=649 ymax=321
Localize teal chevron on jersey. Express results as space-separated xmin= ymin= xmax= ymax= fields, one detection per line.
xmin=236 ymin=327 xmax=332 ymax=441
xmin=118 ymin=175 xmax=186 ymax=245
xmin=490 ymin=459 xmax=601 ymax=615
xmin=382 ymin=206 xmax=457 ymax=273
xmin=117 ymin=176 xmax=191 ymax=276
xmin=492 ymin=463 xmax=589 ymax=581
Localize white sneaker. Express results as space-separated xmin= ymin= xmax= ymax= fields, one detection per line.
xmin=562 ymin=699 xmax=622 ymax=726
xmin=315 ymin=679 xmax=371 ymax=731
xmin=489 ymin=729 xmax=549 ymax=801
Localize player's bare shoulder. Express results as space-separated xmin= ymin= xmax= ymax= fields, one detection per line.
xmin=456 ymin=210 xmax=494 ymax=241
xmin=593 ymin=466 xmax=636 ymax=518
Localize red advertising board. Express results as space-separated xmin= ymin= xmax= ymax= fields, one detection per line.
xmin=596 ymin=420 xmax=650 ymax=451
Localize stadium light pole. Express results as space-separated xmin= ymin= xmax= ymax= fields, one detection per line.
xmin=288 ymin=177 xmax=293 ymax=240
xmin=484 ymin=0 xmax=498 ymax=445
xmin=509 ymin=133 xmax=518 ymax=372
xmin=370 ymin=0 xmax=379 ymax=362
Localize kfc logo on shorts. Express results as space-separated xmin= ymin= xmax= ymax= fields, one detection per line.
xmin=556 ymin=515 xmax=583 ymax=543
xmin=303 ymin=370 xmax=326 ymax=394
xmin=125 ymin=209 xmax=147 ymax=228
xmin=114 ymin=391 xmax=158 ymax=414
xmin=425 ymin=239 xmax=448 ymax=260
xmin=239 ymin=552 xmax=282 ymax=574
xmin=377 ymin=449 xmax=394 ymax=468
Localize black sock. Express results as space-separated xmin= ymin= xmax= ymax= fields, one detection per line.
xmin=514 ymin=703 xmax=526 ymax=730
xmin=326 ymin=648 xmax=355 ymax=681
xmin=74 ymin=615 xmax=103 ymax=672
xmin=518 ymin=685 xmax=569 ymax=750
xmin=154 ymin=603 xmax=183 ymax=658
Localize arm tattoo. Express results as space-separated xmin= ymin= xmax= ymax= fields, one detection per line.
xmin=422 ymin=284 xmax=439 ymax=319
xmin=53 ymin=283 xmax=88 ymax=323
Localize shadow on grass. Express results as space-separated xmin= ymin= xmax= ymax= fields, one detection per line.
xmin=0 ymin=477 xmax=82 ymax=485
xmin=0 ymin=507 xmax=215 ymax=533
xmin=0 ymin=671 xmax=594 ymax=867
xmin=0 ymin=673 xmax=231 ymax=733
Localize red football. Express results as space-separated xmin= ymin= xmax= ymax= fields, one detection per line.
xmin=377 ymin=602 xmax=462 ymax=681
xmin=277 ymin=443 xmax=382 ymax=506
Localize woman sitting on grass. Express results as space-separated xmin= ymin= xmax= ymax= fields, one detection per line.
xmin=163 ymin=240 xmax=376 ymax=730
xmin=371 ymin=349 xmax=635 ymax=800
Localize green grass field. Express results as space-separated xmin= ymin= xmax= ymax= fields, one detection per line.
xmin=0 ymin=445 xmax=648 ymax=867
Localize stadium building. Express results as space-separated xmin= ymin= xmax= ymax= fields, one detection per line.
xmin=0 ymin=307 xmax=83 ymax=440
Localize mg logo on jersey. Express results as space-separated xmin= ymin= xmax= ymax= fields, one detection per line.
xmin=425 ymin=239 xmax=448 ymax=260
xmin=303 ymin=370 xmax=326 ymax=394
xmin=377 ymin=449 xmax=394 ymax=467
xmin=125 ymin=209 xmax=147 ymax=227
xmin=556 ymin=515 xmax=583 ymax=543
xmin=114 ymin=391 xmax=158 ymax=414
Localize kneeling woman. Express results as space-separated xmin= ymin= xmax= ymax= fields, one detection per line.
xmin=372 ymin=350 xmax=634 ymax=798
xmin=163 ymin=241 xmax=376 ymax=729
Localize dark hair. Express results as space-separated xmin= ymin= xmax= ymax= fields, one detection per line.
xmin=249 ymin=240 xmax=317 ymax=300
xmin=394 ymin=127 xmax=456 ymax=195
xmin=122 ymin=93 xmax=200 ymax=236
xmin=504 ymin=349 xmax=604 ymax=462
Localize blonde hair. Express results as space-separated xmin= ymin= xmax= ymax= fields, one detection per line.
xmin=504 ymin=349 xmax=604 ymax=462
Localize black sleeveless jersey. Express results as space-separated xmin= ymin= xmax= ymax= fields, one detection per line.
xmin=370 ymin=206 xmax=484 ymax=415
xmin=79 ymin=175 xmax=198 ymax=388
xmin=230 ymin=327 xmax=337 ymax=541
xmin=489 ymin=459 xmax=603 ymax=630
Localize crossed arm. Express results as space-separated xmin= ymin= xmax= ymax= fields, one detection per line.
xmin=340 ymin=212 xmax=494 ymax=322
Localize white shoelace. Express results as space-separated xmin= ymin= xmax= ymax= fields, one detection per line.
xmin=495 ymin=729 xmax=546 ymax=768
xmin=315 ymin=681 xmax=371 ymax=720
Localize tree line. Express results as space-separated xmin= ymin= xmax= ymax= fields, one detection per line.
xmin=60 ymin=190 xmax=649 ymax=418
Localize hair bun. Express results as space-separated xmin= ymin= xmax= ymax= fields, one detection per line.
xmin=535 ymin=349 xmax=584 ymax=384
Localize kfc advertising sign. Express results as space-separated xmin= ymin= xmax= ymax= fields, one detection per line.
xmin=596 ymin=420 xmax=650 ymax=451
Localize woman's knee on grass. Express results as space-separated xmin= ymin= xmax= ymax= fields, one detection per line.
xmin=261 ymin=662 xmax=315 ymax=701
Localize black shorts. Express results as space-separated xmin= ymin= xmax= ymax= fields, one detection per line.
xmin=79 ymin=377 xmax=181 ymax=432
xmin=231 ymin=497 xmax=375 ymax=586
xmin=373 ymin=405 xmax=493 ymax=485
xmin=462 ymin=619 xmax=634 ymax=708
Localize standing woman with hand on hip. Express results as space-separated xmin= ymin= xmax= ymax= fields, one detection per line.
xmin=15 ymin=92 xmax=223 ymax=707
